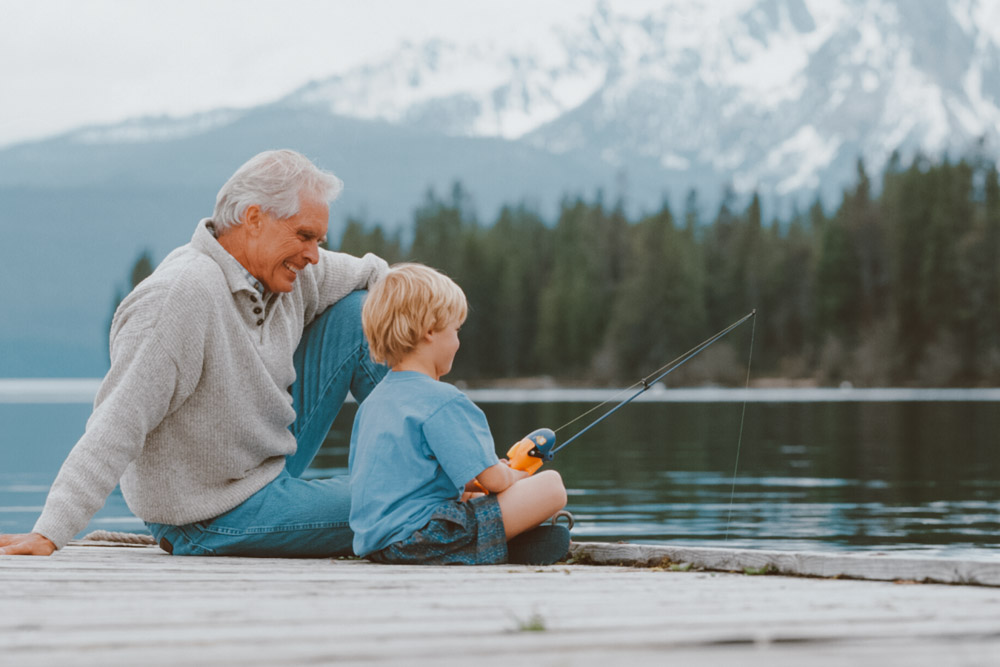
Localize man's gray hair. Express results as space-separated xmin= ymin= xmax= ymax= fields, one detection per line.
xmin=212 ymin=149 xmax=344 ymax=231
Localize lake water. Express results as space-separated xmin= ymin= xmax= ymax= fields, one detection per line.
xmin=2 ymin=385 xmax=999 ymax=560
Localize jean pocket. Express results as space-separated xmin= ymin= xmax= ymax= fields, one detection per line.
xmin=171 ymin=523 xmax=218 ymax=556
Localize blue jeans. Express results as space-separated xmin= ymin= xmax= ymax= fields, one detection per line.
xmin=145 ymin=291 xmax=387 ymax=557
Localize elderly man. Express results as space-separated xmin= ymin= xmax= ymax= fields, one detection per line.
xmin=0 ymin=150 xmax=388 ymax=557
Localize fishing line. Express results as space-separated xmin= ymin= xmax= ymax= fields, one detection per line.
xmin=501 ymin=311 xmax=759 ymax=512
xmin=724 ymin=312 xmax=756 ymax=542
xmin=550 ymin=310 xmax=756 ymax=455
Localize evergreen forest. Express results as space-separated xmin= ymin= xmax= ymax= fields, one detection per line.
xmin=337 ymin=153 xmax=1000 ymax=387
xmin=117 ymin=151 xmax=1000 ymax=387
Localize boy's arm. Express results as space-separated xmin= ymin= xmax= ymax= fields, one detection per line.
xmin=463 ymin=458 xmax=509 ymax=492
xmin=475 ymin=461 xmax=530 ymax=494
xmin=465 ymin=459 xmax=510 ymax=495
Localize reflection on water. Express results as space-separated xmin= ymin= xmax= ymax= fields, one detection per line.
xmin=563 ymin=474 xmax=1000 ymax=558
xmin=3 ymin=398 xmax=999 ymax=558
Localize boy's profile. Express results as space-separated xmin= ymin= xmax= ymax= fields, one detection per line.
xmin=348 ymin=263 xmax=569 ymax=565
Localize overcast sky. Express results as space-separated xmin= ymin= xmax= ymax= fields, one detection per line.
xmin=1 ymin=0 xmax=684 ymax=148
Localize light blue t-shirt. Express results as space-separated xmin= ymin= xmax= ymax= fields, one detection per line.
xmin=348 ymin=370 xmax=500 ymax=556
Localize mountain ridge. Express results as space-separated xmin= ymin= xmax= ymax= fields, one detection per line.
xmin=5 ymin=0 xmax=999 ymax=213
xmin=3 ymin=0 xmax=1000 ymax=377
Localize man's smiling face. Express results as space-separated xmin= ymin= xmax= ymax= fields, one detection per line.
xmin=244 ymin=196 xmax=329 ymax=293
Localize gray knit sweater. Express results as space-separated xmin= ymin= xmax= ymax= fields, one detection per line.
xmin=33 ymin=219 xmax=388 ymax=549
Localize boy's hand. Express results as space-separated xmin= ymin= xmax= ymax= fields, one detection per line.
xmin=476 ymin=461 xmax=529 ymax=494
xmin=502 ymin=458 xmax=531 ymax=481
xmin=460 ymin=491 xmax=486 ymax=502
xmin=506 ymin=465 xmax=531 ymax=482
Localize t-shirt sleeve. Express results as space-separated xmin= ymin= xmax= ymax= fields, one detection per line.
xmin=421 ymin=395 xmax=500 ymax=490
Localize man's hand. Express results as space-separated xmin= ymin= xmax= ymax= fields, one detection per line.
xmin=0 ymin=532 xmax=57 ymax=556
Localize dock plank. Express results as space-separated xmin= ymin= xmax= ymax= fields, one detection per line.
xmin=571 ymin=542 xmax=1000 ymax=585
xmin=3 ymin=543 xmax=1000 ymax=666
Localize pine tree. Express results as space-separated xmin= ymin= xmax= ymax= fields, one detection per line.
xmin=607 ymin=200 xmax=706 ymax=378
xmin=337 ymin=217 xmax=403 ymax=264
xmin=813 ymin=201 xmax=862 ymax=344
xmin=107 ymin=250 xmax=155 ymax=358
xmin=535 ymin=198 xmax=614 ymax=375
xmin=480 ymin=205 xmax=552 ymax=376
xmin=703 ymin=185 xmax=742 ymax=331
xmin=407 ymin=183 xmax=488 ymax=376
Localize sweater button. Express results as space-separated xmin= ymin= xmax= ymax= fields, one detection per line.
xmin=250 ymin=295 xmax=259 ymax=303
xmin=253 ymin=307 xmax=262 ymax=314
xmin=256 ymin=319 xmax=264 ymax=326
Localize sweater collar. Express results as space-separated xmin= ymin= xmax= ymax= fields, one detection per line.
xmin=192 ymin=218 xmax=265 ymax=296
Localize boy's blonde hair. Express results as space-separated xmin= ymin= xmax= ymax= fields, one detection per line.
xmin=363 ymin=263 xmax=468 ymax=367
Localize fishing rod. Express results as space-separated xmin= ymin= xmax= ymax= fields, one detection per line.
xmin=505 ymin=310 xmax=757 ymax=474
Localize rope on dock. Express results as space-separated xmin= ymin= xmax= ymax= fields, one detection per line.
xmin=81 ymin=530 xmax=156 ymax=545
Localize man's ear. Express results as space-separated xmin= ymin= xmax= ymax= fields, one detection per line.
xmin=242 ymin=205 xmax=264 ymax=237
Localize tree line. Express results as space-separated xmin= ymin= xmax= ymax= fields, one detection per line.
xmin=337 ymin=152 xmax=1000 ymax=387
xmin=115 ymin=151 xmax=1000 ymax=387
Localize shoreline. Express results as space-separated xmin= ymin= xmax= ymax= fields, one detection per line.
xmin=5 ymin=377 xmax=1000 ymax=404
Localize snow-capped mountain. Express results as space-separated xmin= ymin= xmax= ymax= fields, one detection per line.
xmin=283 ymin=37 xmax=608 ymax=141
xmin=3 ymin=0 xmax=1000 ymax=378
xmin=14 ymin=0 xmax=999 ymax=214
xmin=281 ymin=0 xmax=1000 ymax=206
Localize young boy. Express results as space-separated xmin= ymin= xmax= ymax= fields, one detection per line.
xmin=348 ymin=263 xmax=569 ymax=565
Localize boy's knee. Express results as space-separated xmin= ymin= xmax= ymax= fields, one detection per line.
xmin=538 ymin=469 xmax=563 ymax=485
xmin=537 ymin=468 xmax=562 ymax=484
xmin=537 ymin=470 xmax=567 ymax=509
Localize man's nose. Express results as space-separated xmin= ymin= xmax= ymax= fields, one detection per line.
xmin=304 ymin=241 xmax=320 ymax=264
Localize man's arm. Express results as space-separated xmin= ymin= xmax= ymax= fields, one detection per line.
xmin=301 ymin=250 xmax=388 ymax=325
xmin=26 ymin=333 xmax=181 ymax=552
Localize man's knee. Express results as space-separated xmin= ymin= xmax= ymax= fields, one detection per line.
xmin=308 ymin=291 xmax=368 ymax=344
xmin=331 ymin=290 xmax=367 ymax=320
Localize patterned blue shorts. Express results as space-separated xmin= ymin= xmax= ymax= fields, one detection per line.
xmin=366 ymin=494 xmax=507 ymax=565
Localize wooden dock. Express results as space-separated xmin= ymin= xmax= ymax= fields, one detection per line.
xmin=3 ymin=540 xmax=1000 ymax=666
